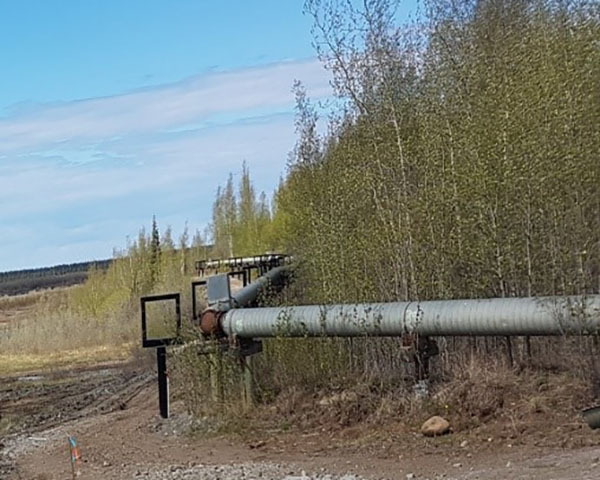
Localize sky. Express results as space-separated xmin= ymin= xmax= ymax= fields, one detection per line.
xmin=0 ymin=0 xmax=416 ymax=272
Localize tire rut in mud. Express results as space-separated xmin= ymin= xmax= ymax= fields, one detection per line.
xmin=0 ymin=363 xmax=154 ymax=478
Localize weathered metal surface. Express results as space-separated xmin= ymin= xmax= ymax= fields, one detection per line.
xmin=229 ymin=266 xmax=289 ymax=309
xmin=220 ymin=295 xmax=600 ymax=338
xmin=199 ymin=309 xmax=222 ymax=336
xmin=207 ymin=274 xmax=231 ymax=307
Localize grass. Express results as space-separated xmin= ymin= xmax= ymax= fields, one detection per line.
xmin=0 ymin=286 xmax=140 ymax=375
xmin=0 ymin=343 xmax=134 ymax=376
xmin=169 ymin=330 xmax=599 ymax=446
xmin=1 ymin=270 xmax=598 ymax=449
xmin=0 ymin=290 xmax=60 ymax=329
xmin=0 ymin=290 xmax=47 ymax=310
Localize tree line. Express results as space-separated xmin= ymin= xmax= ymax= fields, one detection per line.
xmin=268 ymin=0 xmax=600 ymax=306
xmin=0 ymin=260 xmax=111 ymax=296
xmin=8 ymin=0 xmax=597 ymax=418
xmin=14 ymin=0 xmax=599 ymax=320
xmin=203 ymin=0 xmax=599 ymax=310
xmin=197 ymin=0 xmax=600 ymax=388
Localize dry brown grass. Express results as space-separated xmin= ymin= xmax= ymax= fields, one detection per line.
xmin=171 ymin=339 xmax=597 ymax=447
xmin=432 ymin=357 xmax=591 ymax=429
xmin=0 ymin=343 xmax=133 ymax=375
xmin=0 ymin=291 xmax=42 ymax=311
xmin=0 ymin=287 xmax=73 ymax=310
xmin=0 ymin=286 xmax=139 ymax=374
xmin=1 ymin=309 xmax=138 ymax=354
xmin=1 ymin=291 xmax=45 ymax=327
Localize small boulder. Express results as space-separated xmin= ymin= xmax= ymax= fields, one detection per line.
xmin=420 ymin=416 xmax=450 ymax=437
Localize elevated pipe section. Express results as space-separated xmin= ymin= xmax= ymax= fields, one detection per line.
xmin=200 ymin=266 xmax=290 ymax=335
xmin=202 ymin=254 xmax=288 ymax=269
xmin=216 ymin=295 xmax=600 ymax=338
xmin=230 ymin=266 xmax=289 ymax=308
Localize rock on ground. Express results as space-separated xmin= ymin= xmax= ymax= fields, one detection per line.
xmin=420 ymin=416 xmax=450 ymax=437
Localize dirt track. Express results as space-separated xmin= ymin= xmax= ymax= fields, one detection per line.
xmin=2 ymin=361 xmax=600 ymax=480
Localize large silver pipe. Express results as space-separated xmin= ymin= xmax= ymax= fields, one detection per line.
xmin=230 ymin=266 xmax=289 ymax=308
xmin=221 ymin=295 xmax=600 ymax=338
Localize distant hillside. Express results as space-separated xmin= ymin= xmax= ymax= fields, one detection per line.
xmin=0 ymin=260 xmax=112 ymax=296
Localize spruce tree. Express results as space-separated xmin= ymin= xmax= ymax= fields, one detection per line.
xmin=149 ymin=215 xmax=161 ymax=286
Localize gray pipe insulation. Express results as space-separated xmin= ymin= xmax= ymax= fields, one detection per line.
xmin=230 ymin=266 xmax=290 ymax=308
xmin=221 ymin=295 xmax=600 ymax=338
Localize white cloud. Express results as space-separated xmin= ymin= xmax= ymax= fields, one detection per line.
xmin=0 ymin=59 xmax=330 ymax=154
xmin=0 ymin=113 xmax=296 ymax=218
xmin=0 ymin=58 xmax=332 ymax=270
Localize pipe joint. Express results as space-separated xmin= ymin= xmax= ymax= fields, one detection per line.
xmin=199 ymin=308 xmax=225 ymax=337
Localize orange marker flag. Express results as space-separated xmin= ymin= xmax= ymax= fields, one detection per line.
xmin=68 ymin=435 xmax=81 ymax=464
xmin=68 ymin=435 xmax=82 ymax=479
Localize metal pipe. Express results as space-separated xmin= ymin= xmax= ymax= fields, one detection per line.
xmin=199 ymin=266 xmax=291 ymax=335
xmin=203 ymin=254 xmax=288 ymax=269
xmin=230 ymin=266 xmax=289 ymax=308
xmin=221 ymin=295 xmax=600 ymax=338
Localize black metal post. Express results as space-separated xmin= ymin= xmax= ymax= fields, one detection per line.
xmin=505 ymin=336 xmax=514 ymax=367
xmin=157 ymin=347 xmax=169 ymax=419
xmin=415 ymin=336 xmax=439 ymax=381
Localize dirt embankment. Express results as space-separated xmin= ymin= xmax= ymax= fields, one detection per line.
xmin=2 ymin=359 xmax=600 ymax=480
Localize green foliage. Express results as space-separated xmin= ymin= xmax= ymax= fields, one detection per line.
xmin=68 ymin=266 xmax=129 ymax=318
xmin=188 ymin=0 xmax=599 ymax=407
xmin=0 ymin=215 xmax=207 ymax=362
xmin=210 ymin=163 xmax=278 ymax=257
xmin=19 ymin=218 xmax=199 ymax=354
xmin=150 ymin=215 xmax=161 ymax=285
xmin=278 ymin=0 xmax=600 ymax=305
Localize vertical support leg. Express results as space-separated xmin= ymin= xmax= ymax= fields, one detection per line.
xmin=415 ymin=336 xmax=438 ymax=381
xmin=525 ymin=336 xmax=532 ymax=363
xmin=415 ymin=347 xmax=430 ymax=381
xmin=157 ymin=347 xmax=169 ymax=419
xmin=210 ymin=352 xmax=224 ymax=403
xmin=470 ymin=337 xmax=478 ymax=357
xmin=241 ymin=355 xmax=255 ymax=411
xmin=505 ymin=336 xmax=514 ymax=367
xmin=413 ymin=336 xmax=437 ymax=399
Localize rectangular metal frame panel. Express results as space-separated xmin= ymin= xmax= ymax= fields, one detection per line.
xmin=140 ymin=292 xmax=181 ymax=348
xmin=207 ymin=274 xmax=231 ymax=307
xmin=191 ymin=280 xmax=207 ymax=320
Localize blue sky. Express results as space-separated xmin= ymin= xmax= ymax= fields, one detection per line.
xmin=0 ymin=0 xmax=416 ymax=271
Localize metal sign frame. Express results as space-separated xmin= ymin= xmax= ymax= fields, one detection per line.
xmin=191 ymin=280 xmax=207 ymax=321
xmin=140 ymin=293 xmax=182 ymax=348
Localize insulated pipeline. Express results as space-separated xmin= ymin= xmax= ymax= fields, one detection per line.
xmin=202 ymin=254 xmax=288 ymax=269
xmin=221 ymin=295 xmax=600 ymax=338
xmin=230 ymin=266 xmax=289 ymax=308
